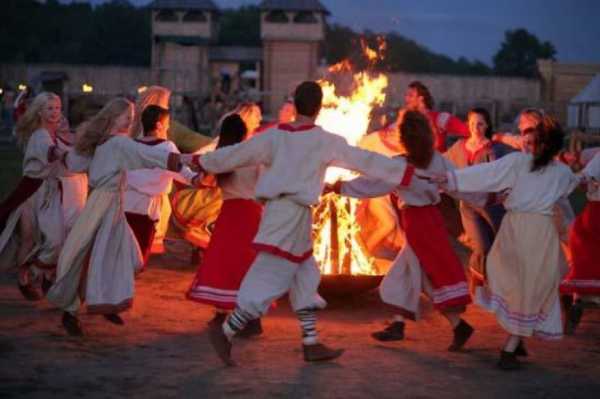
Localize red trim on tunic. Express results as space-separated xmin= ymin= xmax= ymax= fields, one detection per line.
xmin=252 ymin=243 xmax=313 ymax=264
xmin=277 ymin=123 xmax=316 ymax=132
xmin=134 ymin=138 xmax=167 ymax=146
xmin=254 ymin=121 xmax=277 ymax=135
xmin=400 ymin=205 xmax=471 ymax=310
xmin=167 ymin=152 xmax=181 ymax=172
xmin=0 ymin=176 xmax=44 ymax=232
xmin=56 ymin=135 xmax=73 ymax=146
xmin=125 ymin=212 xmax=156 ymax=270
xmin=462 ymin=140 xmax=492 ymax=165
xmin=400 ymin=165 xmax=415 ymax=187
xmin=561 ymin=201 xmax=600 ymax=295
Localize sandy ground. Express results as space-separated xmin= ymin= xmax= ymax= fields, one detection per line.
xmin=1 ymin=242 xmax=600 ymax=399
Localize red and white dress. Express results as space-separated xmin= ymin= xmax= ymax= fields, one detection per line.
xmin=561 ymin=150 xmax=600 ymax=296
xmin=339 ymin=153 xmax=480 ymax=319
xmin=187 ymin=166 xmax=262 ymax=309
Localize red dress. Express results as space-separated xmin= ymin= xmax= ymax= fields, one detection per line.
xmin=187 ymin=166 xmax=262 ymax=310
xmin=560 ymin=201 xmax=600 ymax=295
xmin=187 ymin=198 xmax=262 ymax=309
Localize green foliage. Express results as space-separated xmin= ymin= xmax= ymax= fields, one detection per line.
xmin=493 ymin=28 xmax=556 ymax=77
xmin=5 ymin=1 xmax=556 ymax=78
xmin=0 ymin=0 xmax=150 ymax=66
xmin=217 ymin=6 xmax=261 ymax=46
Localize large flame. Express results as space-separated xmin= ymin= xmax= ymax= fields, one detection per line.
xmin=313 ymin=42 xmax=389 ymax=276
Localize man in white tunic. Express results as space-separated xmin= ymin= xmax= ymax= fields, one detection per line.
xmin=186 ymin=81 xmax=414 ymax=365
xmin=123 ymin=105 xmax=194 ymax=267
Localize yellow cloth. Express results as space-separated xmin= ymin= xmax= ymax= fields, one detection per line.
xmin=170 ymin=187 xmax=223 ymax=248
xmin=168 ymin=120 xmax=212 ymax=154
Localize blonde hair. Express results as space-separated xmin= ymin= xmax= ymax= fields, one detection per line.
xmin=132 ymin=86 xmax=171 ymax=137
xmin=14 ymin=92 xmax=61 ymax=147
xmin=75 ymin=97 xmax=133 ymax=156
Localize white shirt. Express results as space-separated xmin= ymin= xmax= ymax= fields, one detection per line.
xmin=448 ymin=152 xmax=578 ymax=215
xmin=197 ymin=124 xmax=411 ymax=207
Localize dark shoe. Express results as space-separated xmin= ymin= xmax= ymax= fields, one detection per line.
xmin=18 ymin=282 xmax=42 ymax=301
xmin=497 ymin=350 xmax=521 ymax=370
xmin=303 ymin=343 xmax=344 ymax=362
xmin=565 ymin=301 xmax=583 ymax=335
xmin=514 ymin=340 xmax=528 ymax=357
xmin=371 ymin=321 xmax=405 ymax=342
xmin=448 ymin=319 xmax=474 ymax=352
xmin=41 ymin=276 xmax=53 ymax=296
xmin=62 ymin=312 xmax=84 ymax=337
xmin=237 ymin=318 xmax=263 ymax=338
xmin=561 ymin=294 xmax=573 ymax=312
xmin=208 ymin=322 xmax=235 ymax=366
xmin=103 ymin=314 xmax=125 ymax=325
xmin=207 ymin=312 xmax=227 ymax=326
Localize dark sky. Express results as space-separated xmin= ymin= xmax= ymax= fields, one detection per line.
xmin=86 ymin=0 xmax=600 ymax=65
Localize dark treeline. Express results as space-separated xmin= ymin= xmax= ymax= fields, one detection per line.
xmin=2 ymin=0 xmax=554 ymax=77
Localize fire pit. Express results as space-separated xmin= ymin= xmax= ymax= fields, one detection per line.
xmin=319 ymin=274 xmax=383 ymax=297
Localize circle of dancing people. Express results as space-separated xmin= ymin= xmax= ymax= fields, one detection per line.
xmin=1 ymin=79 xmax=598 ymax=371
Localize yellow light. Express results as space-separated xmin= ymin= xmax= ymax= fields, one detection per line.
xmin=18 ymin=84 xmax=27 ymax=91
xmin=137 ymin=85 xmax=148 ymax=94
xmin=82 ymin=83 xmax=94 ymax=93
xmin=0 ymin=88 xmax=3 ymax=95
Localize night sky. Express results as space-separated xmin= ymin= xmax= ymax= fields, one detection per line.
xmin=84 ymin=0 xmax=600 ymax=65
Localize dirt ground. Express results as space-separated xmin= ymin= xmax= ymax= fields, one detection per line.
xmin=1 ymin=242 xmax=600 ymax=399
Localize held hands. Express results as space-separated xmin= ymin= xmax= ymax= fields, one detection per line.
xmin=49 ymin=145 xmax=67 ymax=163
xmin=416 ymin=171 xmax=448 ymax=185
xmin=180 ymin=154 xmax=204 ymax=172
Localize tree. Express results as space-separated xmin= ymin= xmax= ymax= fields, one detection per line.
xmin=493 ymin=28 xmax=556 ymax=78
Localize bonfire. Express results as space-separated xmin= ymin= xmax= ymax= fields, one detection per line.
xmin=313 ymin=39 xmax=389 ymax=278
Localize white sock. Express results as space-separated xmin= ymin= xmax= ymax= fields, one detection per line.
xmin=392 ymin=314 xmax=405 ymax=323
xmin=222 ymin=321 xmax=236 ymax=342
xmin=503 ymin=335 xmax=520 ymax=352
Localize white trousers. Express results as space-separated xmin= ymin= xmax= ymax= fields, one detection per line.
xmin=236 ymin=252 xmax=327 ymax=318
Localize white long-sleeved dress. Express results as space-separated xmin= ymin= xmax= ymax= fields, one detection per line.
xmin=340 ymin=153 xmax=482 ymax=319
xmin=0 ymin=130 xmax=87 ymax=275
xmin=47 ymin=136 xmax=178 ymax=314
xmin=447 ymin=151 xmax=579 ymax=339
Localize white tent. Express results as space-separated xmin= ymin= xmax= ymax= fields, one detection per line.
xmin=568 ymin=74 xmax=600 ymax=129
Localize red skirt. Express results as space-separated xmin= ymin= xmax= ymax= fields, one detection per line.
xmin=561 ymin=201 xmax=600 ymax=295
xmin=401 ymin=205 xmax=471 ymax=311
xmin=187 ymin=198 xmax=263 ymax=309
xmin=125 ymin=212 xmax=156 ymax=270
